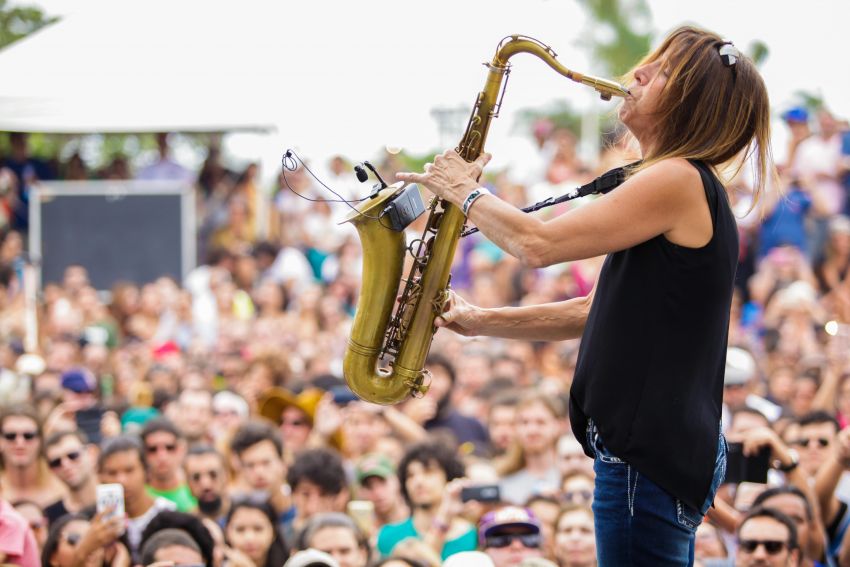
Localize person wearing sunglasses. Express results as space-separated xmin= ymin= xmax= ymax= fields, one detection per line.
xmin=479 ymin=506 xmax=544 ymax=567
xmin=0 ymin=404 xmax=66 ymax=509
xmin=184 ymin=445 xmax=230 ymax=527
xmin=735 ymin=506 xmax=801 ymax=567
xmin=751 ymin=487 xmax=824 ymax=567
xmin=791 ymin=411 xmax=839 ymax=479
xmin=43 ymin=430 xmax=99 ymax=526
xmin=140 ymin=417 xmax=197 ymax=513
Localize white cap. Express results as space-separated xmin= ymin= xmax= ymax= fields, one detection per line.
xmin=442 ymin=551 xmax=495 ymax=567
xmin=212 ymin=390 xmax=249 ymax=417
xmin=725 ymin=347 xmax=757 ymax=386
xmin=283 ymin=549 xmax=339 ymax=567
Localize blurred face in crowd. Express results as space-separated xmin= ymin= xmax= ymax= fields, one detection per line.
xmin=790 ymin=377 xmax=817 ymax=418
xmin=144 ymin=430 xmax=185 ymax=484
xmin=558 ymin=435 xmax=593 ymax=478
xmin=99 ymin=450 xmax=147 ymax=506
xmin=14 ymin=501 xmax=47 ymax=549
xmin=729 ymin=411 xmax=770 ymax=437
xmin=153 ymin=544 xmax=204 ymax=565
xmin=528 ymin=499 xmax=560 ymax=559
xmin=49 ymin=519 xmax=91 ymax=567
xmin=485 ymin=526 xmax=543 ymax=567
xmin=516 ymin=401 xmax=560 ymax=456
xmin=695 ymin=522 xmax=728 ymax=560
xmin=175 ymin=390 xmax=213 ymax=443
xmin=723 ymin=381 xmax=750 ymax=412
xmin=0 ymin=415 xmax=41 ymax=468
xmin=488 ymin=404 xmax=516 ymax=453
xmin=455 ymin=353 xmax=492 ymax=398
xmin=759 ymin=493 xmax=811 ymax=559
xmin=736 ymin=516 xmax=799 ymax=567
xmin=308 ymin=526 xmax=368 ymax=567
xmin=792 ymin=421 xmax=837 ymax=476
xmin=358 ymin=475 xmax=402 ymax=518
xmin=291 ymin=479 xmax=344 ymax=521
xmin=279 ymin=406 xmax=312 ymax=452
xmin=226 ymin=507 xmax=275 ymax=567
xmin=767 ymin=367 xmax=795 ymax=406
xmin=343 ymin=405 xmax=386 ymax=456
xmin=45 ymin=434 xmax=93 ymax=491
xmin=185 ymin=452 xmax=227 ymax=516
xmin=404 ymin=459 xmax=447 ymax=509
xmin=237 ymin=440 xmax=285 ymax=492
xmin=426 ymin=363 xmax=453 ymax=407
xmin=562 ymin=473 xmax=595 ymax=507
xmin=555 ymin=509 xmax=595 ymax=567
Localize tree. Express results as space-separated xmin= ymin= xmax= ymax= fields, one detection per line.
xmin=0 ymin=0 xmax=56 ymax=51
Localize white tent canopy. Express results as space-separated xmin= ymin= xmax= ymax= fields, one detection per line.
xmin=0 ymin=0 xmax=605 ymax=163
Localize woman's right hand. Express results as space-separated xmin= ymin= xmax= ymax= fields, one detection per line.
xmin=435 ymin=291 xmax=484 ymax=337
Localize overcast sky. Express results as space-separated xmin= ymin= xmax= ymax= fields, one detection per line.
xmin=14 ymin=0 xmax=850 ymax=172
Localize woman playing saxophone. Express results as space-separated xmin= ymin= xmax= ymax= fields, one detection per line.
xmin=398 ymin=25 xmax=774 ymax=566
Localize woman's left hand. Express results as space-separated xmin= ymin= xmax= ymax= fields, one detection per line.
xmin=397 ymin=150 xmax=491 ymax=205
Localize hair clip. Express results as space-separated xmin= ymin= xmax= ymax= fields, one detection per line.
xmin=718 ymin=42 xmax=739 ymax=67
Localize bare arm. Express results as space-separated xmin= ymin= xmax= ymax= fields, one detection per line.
xmin=437 ymin=279 xmax=597 ymax=341
xmin=398 ymin=152 xmax=711 ymax=268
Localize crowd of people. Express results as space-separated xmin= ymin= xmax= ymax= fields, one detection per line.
xmin=0 ymin=94 xmax=848 ymax=567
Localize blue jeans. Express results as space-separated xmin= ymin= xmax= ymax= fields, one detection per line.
xmin=586 ymin=422 xmax=727 ymax=567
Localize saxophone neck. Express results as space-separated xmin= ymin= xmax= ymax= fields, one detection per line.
xmin=494 ymin=35 xmax=630 ymax=100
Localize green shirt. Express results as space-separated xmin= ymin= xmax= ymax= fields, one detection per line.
xmin=376 ymin=517 xmax=478 ymax=560
xmin=146 ymin=484 xmax=197 ymax=513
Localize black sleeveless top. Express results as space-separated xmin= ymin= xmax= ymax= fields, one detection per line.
xmin=569 ymin=160 xmax=738 ymax=510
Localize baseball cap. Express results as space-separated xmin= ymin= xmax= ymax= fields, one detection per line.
xmin=283 ymin=549 xmax=339 ymax=567
xmin=725 ymin=347 xmax=756 ymax=386
xmin=355 ymin=453 xmax=395 ymax=485
xmin=479 ymin=506 xmax=541 ymax=543
xmin=782 ymin=106 xmax=809 ymax=124
xmin=60 ymin=368 xmax=97 ymax=393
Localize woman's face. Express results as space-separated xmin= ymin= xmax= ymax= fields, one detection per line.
xmin=50 ymin=520 xmax=90 ymax=567
xmin=555 ymin=510 xmax=596 ymax=566
xmin=619 ymin=56 xmax=669 ymax=148
xmin=226 ymin=507 xmax=275 ymax=566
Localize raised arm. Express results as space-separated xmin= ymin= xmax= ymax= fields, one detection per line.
xmin=398 ymin=151 xmax=712 ymax=267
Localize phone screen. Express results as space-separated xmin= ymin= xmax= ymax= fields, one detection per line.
xmin=724 ymin=442 xmax=770 ymax=485
xmin=96 ymin=483 xmax=125 ymax=522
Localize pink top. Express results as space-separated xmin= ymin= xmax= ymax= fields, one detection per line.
xmin=0 ymin=500 xmax=39 ymax=567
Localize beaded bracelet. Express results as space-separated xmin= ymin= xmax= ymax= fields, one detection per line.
xmin=461 ymin=187 xmax=491 ymax=216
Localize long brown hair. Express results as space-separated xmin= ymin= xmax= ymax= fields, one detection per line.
xmin=622 ymin=25 xmax=774 ymax=207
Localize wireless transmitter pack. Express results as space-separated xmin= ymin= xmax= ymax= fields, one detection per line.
xmin=382 ymin=184 xmax=425 ymax=232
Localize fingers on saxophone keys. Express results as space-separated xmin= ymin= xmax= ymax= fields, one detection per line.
xmin=396 ymin=172 xmax=423 ymax=183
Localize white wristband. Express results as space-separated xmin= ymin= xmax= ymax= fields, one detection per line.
xmin=461 ymin=187 xmax=491 ymax=216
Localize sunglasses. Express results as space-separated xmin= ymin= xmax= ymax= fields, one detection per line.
xmin=485 ymin=533 xmax=541 ymax=549
xmin=739 ymin=539 xmax=787 ymax=555
xmin=146 ymin=443 xmax=177 ymax=454
xmin=2 ymin=431 xmax=38 ymax=442
xmin=48 ymin=450 xmax=82 ymax=469
xmin=190 ymin=470 xmax=219 ymax=482
xmin=791 ymin=437 xmax=830 ymax=448
xmin=563 ymin=489 xmax=593 ymax=503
